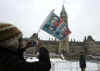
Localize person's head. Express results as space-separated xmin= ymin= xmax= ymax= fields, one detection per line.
xmin=36 ymin=47 xmax=50 ymax=62
xmin=0 ymin=23 xmax=23 ymax=49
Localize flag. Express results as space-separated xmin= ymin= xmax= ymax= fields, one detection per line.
xmin=41 ymin=10 xmax=60 ymax=35
xmin=54 ymin=21 xmax=70 ymax=40
xmin=53 ymin=17 xmax=63 ymax=27
xmin=64 ymin=27 xmax=71 ymax=35
xmin=41 ymin=10 xmax=71 ymax=40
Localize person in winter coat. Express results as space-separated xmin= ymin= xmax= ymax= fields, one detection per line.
xmin=79 ymin=52 xmax=86 ymax=71
xmin=0 ymin=23 xmax=51 ymax=71
xmin=35 ymin=47 xmax=51 ymax=71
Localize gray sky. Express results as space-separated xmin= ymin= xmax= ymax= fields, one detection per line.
xmin=0 ymin=0 xmax=100 ymax=41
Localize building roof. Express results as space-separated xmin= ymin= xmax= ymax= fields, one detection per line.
xmin=39 ymin=40 xmax=59 ymax=45
xmin=95 ymin=41 xmax=100 ymax=45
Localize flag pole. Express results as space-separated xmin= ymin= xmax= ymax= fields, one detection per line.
xmin=59 ymin=40 xmax=62 ymax=54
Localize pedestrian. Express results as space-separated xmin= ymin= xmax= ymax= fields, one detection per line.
xmin=35 ymin=47 xmax=51 ymax=71
xmin=79 ymin=52 xmax=86 ymax=71
xmin=0 ymin=23 xmax=51 ymax=71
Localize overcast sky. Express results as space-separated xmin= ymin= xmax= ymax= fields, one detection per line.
xmin=0 ymin=0 xmax=100 ymax=41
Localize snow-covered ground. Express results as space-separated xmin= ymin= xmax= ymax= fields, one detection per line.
xmin=50 ymin=58 xmax=100 ymax=71
xmin=26 ymin=57 xmax=100 ymax=71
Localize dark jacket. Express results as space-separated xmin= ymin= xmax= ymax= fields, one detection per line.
xmin=36 ymin=47 xmax=51 ymax=71
xmin=0 ymin=47 xmax=51 ymax=71
xmin=79 ymin=54 xmax=86 ymax=68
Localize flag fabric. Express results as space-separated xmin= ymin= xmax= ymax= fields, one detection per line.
xmin=64 ymin=27 xmax=71 ymax=35
xmin=41 ymin=10 xmax=60 ymax=36
xmin=41 ymin=10 xmax=71 ymax=40
xmin=54 ymin=20 xmax=71 ymax=40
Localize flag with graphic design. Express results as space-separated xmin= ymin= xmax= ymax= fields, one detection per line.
xmin=41 ymin=10 xmax=71 ymax=40
xmin=41 ymin=10 xmax=60 ymax=37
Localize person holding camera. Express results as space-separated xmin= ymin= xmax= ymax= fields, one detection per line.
xmin=0 ymin=23 xmax=51 ymax=71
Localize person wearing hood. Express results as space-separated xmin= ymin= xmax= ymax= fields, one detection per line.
xmin=35 ymin=47 xmax=51 ymax=71
xmin=79 ymin=52 xmax=86 ymax=71
xmin=0 ymin=23 xmax=51 ymax=71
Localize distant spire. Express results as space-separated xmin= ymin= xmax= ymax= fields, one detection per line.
xmin=70 ymin=38 xmax=73 ymax=42
xmin=60 ymin=5 xmax=67 ymax=17
xmin=84 ymin=36 xmax=87 ymax=41
xmin=62 ymin=0 xmax=65 ymax=6
xmin=60 ymin=5 xmax=68 ymax=26
xmin=74 ymin=39 xmax=76 ymax=42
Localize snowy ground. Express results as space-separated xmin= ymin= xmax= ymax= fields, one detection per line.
xmin=26 ymin=57 xmax=100 ymax=71
xmin=50 ymin=58 xmax=100 ymax=71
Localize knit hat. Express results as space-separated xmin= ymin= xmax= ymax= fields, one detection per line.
xmin=0 ymin=23 xmax=22 ymax=41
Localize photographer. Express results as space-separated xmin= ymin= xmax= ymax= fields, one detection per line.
xmin=0 ymin=23 xmax=51 ymax=71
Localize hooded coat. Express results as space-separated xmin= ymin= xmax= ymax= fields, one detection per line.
xmin=79 ymin=54 xmax=86 ymax=68
xmin=0 ymin=47 xmax=51 ymax=71
xmin=36 ymin=47 xmax=51 ymax=71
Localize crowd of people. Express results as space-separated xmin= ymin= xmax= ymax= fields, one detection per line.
xmin=0 ymin=23 xmax=51 ymax=71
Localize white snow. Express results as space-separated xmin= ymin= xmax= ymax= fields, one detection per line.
xmin=25 ymin=57 xmax=100 ymax=71
xmin=50 ymin=58 xmax=100 ymax=71
xmin=26 ymin=57 xmax=39 ymax=62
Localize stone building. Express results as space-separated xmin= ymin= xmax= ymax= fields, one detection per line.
xmin=24 ymin=35 xmax=100 ymax=60
xmin=37 ymin=36 xmax=100 ymax=60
